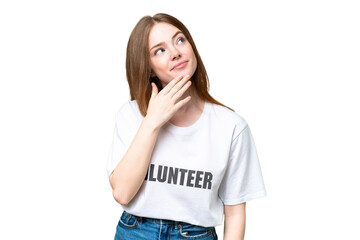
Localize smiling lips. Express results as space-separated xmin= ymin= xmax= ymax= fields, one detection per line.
xmin=171 ymin=61 xmax=188 ymax=71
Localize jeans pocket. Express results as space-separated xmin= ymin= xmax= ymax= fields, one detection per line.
xmin=179 ymin=224 xmax=214 ymax=239
xmin=118 ymin=211 xmax=139 ymax=230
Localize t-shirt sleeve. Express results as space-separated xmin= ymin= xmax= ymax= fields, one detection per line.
xmin=218 ymin=124 xmax=266 ymax=205
xmin=106 ymin=108 xmax=131 ymax=178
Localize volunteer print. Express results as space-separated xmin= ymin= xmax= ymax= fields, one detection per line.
xmin=144 ymin=164 xmax=213 ymax=190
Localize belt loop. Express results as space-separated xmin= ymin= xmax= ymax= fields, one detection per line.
xmin=136 ymin=216 xmax=143 ymax=224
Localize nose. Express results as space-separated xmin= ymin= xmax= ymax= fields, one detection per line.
xmin=169 ymin=46 xmax=181 ymax=60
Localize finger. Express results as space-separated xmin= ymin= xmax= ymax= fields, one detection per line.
xmin=171 ymin=80 xmax=192 ymax=101
xmin=160 ymin=75 xmax=184 ymax=95
xmin=168 ymin=74 xmax=191 ymax=97
xmin=174 ymin=96 xmax=192 ymax=111
xmin=150 ymin=82 xmax=158 ymax=99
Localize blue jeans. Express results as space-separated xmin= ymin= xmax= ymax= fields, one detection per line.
xmin=114 ymin=210 xmax=218 ymax=240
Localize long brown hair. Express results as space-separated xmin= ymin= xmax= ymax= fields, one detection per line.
xmin=126 ymin=13 xmax=234 ymax=117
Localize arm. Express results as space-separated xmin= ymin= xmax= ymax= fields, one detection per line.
xmin=109 ymin=118 xmax=160 ymax=205
xmin=109 ymin=75 xmax=192 ymax=205
xmin=223 ymin=202 xmax=246 ymax=240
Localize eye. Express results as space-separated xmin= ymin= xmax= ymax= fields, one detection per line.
xmin=154 ymin=48 xmax=165 ymax=55
xmin=177 ymin=37 xmax=185 ymax=44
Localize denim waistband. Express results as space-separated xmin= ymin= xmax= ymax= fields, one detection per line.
xmin=123 ymin=210 xmax=207 ymax=228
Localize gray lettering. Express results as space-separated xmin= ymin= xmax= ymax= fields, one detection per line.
xmin=157 ymin=165 xmax=168 ymax=182
xmin=145 ymin=164 xmax=212 ymax=190
xmin=203 ymin=172 xmax=213 ymax=189
xmin=167 ymin=167 xmax=178 ymax=184
xmin=179 ymin=168 xmax=188 ymax=186
xmin=187 ymin=170 xmax=195 ymax=187
xmin=194 ymin=171 xmax=204 ymax=188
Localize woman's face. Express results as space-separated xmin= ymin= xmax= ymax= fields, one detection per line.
xmin=148 ymin=22 xmax=197 ymax=88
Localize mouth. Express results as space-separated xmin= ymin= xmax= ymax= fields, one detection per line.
xmin=171 ymin=61 xmax=188 ymax=71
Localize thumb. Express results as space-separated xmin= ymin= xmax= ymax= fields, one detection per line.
xmin=151 ymin=82 xmax=158 ymax=98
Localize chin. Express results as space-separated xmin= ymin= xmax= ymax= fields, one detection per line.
xmin=179 ymin=68 xmax=195 ymax=78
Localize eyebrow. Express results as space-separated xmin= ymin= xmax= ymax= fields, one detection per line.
xmin=150 ymin=31 xmax=183 ymax=51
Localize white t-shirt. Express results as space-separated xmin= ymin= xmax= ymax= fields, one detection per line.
xmin=106 ymin=100 xmax=266 ymax=227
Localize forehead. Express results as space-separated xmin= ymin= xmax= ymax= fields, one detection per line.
xmin=148 ymin=22 xmax=181 ymax=47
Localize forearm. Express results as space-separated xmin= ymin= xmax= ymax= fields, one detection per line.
xmin=110 ymin=117 xmax=160 ymax=205
xmin=223 ymin=203 xmax=246 ymax=240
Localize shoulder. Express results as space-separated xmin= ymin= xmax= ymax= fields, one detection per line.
xmin=209 ymin=102 xmax=248 ymax=128
xmin=115 ymin=100 xmax=131 ymax=118
xmin=208 ymin=102 xmax=249 ymax=137
xmin=115 ymin=99 xmax=142 ymax=123
xmin=116 ymin=99 xmax=141 ymax=115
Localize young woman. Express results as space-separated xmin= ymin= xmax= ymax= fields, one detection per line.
xmin=107 ymin=13 xmax=266 ymax=240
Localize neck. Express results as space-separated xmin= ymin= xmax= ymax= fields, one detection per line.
xmin=176 ymin=86 xmax=202 ymax=113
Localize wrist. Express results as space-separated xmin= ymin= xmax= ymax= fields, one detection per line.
xmin=143 ymin=116 xmax=161 ymax=132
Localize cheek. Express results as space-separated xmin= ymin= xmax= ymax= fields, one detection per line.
xmin=151 ymin=58 xmax=171 ymax=77
xmin=186 ymin=46 xmax=197 ymax=65
xmin=191 ymin=52 xmax=197 ymax=71
xmin=151 ymin=59 xmax=165 ymax=71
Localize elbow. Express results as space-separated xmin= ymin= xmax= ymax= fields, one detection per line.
xmin=110 ymin=173 xmax=129 ymax=205
xmin=112 ymin=189 xmax=129 ymax=206
xmin=110 ymin=173 xmax=133 ymax=206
